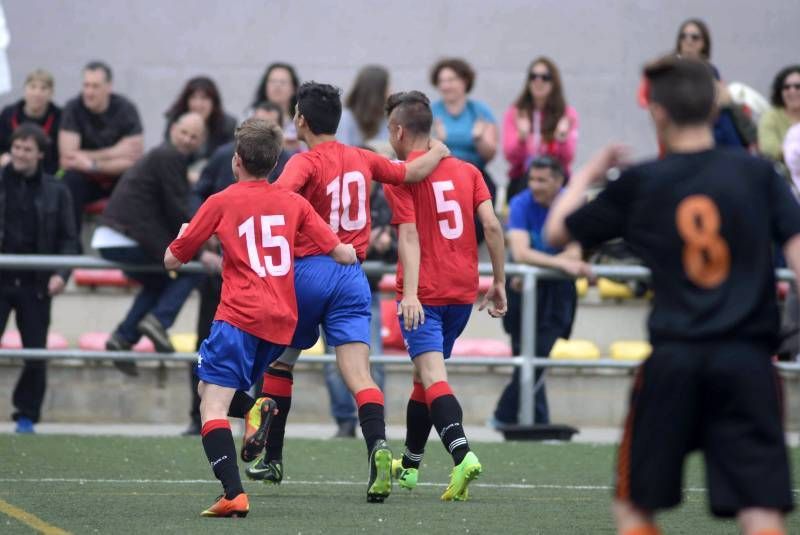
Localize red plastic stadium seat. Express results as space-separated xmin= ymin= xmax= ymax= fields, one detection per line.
xmin=83 ymin=198 xmax=109 ymax=215
xmin=78 ymin=332 xmax=155 ymax=353
xmin=380 ymin=299 xmax=405 ymax=350
xmin=451 ymin=338 xmax=512 ymax=358
xmin=0 ymin=331 xmax=69 ymax=350
xmin=73 ymin=269 xmax=137 ymax=289
xmin=777 ymin=281 xmax=790 ymax=301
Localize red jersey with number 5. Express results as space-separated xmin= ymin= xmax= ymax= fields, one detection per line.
xmin=168 ymin=180 xmax=340 ymax=344
xmin=276 ymin=141 xmax=407 ymax=260
xmin=384 ymin=151 xmax=492 ymax=305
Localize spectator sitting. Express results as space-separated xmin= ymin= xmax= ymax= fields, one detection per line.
xmin=503 ymin=57 xmax=578 ymax=200
xmin=2 ymin=124 xmax=78 ymax=433
xmin=91 ymin=112 xmax=219 ymax=376
xmin=163 ymin=75 xmax=237 ymax=164
xmin=0 ymin=69 xmax=61 ymax=174
xmin=182 ymin=101 xmax=289 ymax=435
xmin=494 ymin=156 xmax=588 ymax=426
xmin=758 ymin=65 xmax=800 ymax=165
xmin=58 ymin=61 xmax=144 ymax=235
xmin=430 ymin=58 xmax=498 ymax=198
xmin=785 ymin=123 xmax=800 ymax=194
xmin=250 ymin=62 xmax=301 ymax=152
xmin=674 ymin=18 xmax=756 ymax=150
xmin=337 ymin=65 xmax=392 ymax=152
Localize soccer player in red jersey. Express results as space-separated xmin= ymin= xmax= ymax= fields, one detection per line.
xmin=164 ymin=118 xmax=356 ymax=517
xmin=244 ymin=82 xmax=449 ymax=502
xmin=546 ymin=57 xmax=798 ymax=535
xmin=382 ymin=91 xmax=507 ymax=500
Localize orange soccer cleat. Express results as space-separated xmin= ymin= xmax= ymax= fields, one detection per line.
xmin=200 ymin=493 xmax=249 ymax=518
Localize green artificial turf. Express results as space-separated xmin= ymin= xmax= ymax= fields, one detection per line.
xmin=0 ymin=435 xmax=797 ymax=534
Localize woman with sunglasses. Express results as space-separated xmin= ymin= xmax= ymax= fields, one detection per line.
xmin=758 ymin=65 xmax=800 ymax=165
xmin=503 ymin=57 xmax=578 ymax=200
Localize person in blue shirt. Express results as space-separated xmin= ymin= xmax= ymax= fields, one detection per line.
xmin=494 ymin=156 xmax=589 ymax=426
xmin=430 ymin=58 xmax=498 ymax=242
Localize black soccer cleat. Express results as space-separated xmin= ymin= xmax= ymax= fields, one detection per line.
xmin=241 ymin=397 xmax=278 ymax=462
xmin=245 ymin=457 xmax=283 ymax=485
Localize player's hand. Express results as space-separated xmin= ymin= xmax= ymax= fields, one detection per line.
xmin=398 ymin=295 xmax=425 ymax=331
xmin=428 ymin=138 xmax=450 ymax=159
xmin=176 ymin=223 xmax=189 ymax=239
xmin=200 ymin=251 xmax=223 ymax=273
xmin=472 ymin=119 xmax=488 ymax=141
xmin=47 ymin=274 xmax=66 ymax=296
xmin=583 ymin=144 xmax=631 ymax=185
xmin=479 ymin=281 xmax=507 ymax=318
xmin=555 ymin=256 xmax=593 ymax=278
xmin=331 ymin=243 xmax=357 ymax=265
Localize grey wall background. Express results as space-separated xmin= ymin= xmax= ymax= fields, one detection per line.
xmin=2 ymin=0 xmax=799 ymax=183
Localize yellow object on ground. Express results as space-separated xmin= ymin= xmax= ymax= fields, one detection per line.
xmin=549 ymin=339 xmax=601 ymax=360
xmin=170 ymin=333 xmax=197 ymax=353
xmin=597 ymin=278 xmax=635 ymax=299
xmin=609 ymin=340 xmax=652 ymax=361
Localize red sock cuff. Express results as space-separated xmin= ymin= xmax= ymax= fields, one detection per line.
xmin=425 ymin=381 xmax=453 ymax=407
xmin=263 ymin=373 xmax=293 ymax=397
xmin=355 ymin=388 xmax=384 ymax=408
xmin=410 ymin=382 xmax=426 ymax=403
xmin=622 ymin=526 xmax=661 ymax=535
xmin=200 ymin=419 xmax=230 ymax=437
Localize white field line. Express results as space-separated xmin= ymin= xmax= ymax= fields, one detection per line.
xmin=1 ymin=477 xmax=797 ymax=494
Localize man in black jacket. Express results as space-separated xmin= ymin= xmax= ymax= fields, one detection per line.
xmin=91 ymin=112 xmax=218 ymax=374
xmin=1 ymin=124 xmax=78 ymax=433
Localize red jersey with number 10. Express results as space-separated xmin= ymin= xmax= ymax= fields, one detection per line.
xmin=384 ymin=152 xmax=492 ymax=305
xmin=276 ymin=141 xmax=407 ymax=260
xmin=168 ymin=180 xmax=340 ymax=344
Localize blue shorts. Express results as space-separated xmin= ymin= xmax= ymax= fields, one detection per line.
xmin=398 ymin=303 xmax=472 ymax=360
xmin=290 ymin=255 xmax=372 ymax=350
xmin=197 ymin=320 xmax=286 ymax=390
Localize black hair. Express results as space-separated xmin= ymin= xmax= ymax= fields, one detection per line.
xmin=296 ymin=82 xmax=342 ymax=135
xmin=251 ymin=62 xmax=300 ymax=116
xmin=385 ymin=91 xmax=433 ymax=136
xmin=770 ymin=65 xmax=800 ymax=108
xmin=527 ymin=155 xmax=564 ymax=179
xmin=84 ymin=60 xmax=112 ymax=82
xmin=644 ymin=56 xmax=715 ymax=126
xmin=10 ymin=123 xmax=50 ymax=153
xmin=254 ymin=100 xmax=284 ymax=125
xmin=164 ymin=76 xmax=225 ymax=137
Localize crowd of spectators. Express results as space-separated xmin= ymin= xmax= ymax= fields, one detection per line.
xmin=1 ymin=16 xmax=799 ymax=432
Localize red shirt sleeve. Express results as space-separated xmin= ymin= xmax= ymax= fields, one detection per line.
xmin=472 ymin=166 xmax=492 ymax=211
xmin=384 ymin=184 xmax=416 ymax=225
xmin=168 ymin=196 xmax=221 ymax=263
xmin=296 ymin=195 xmax=340 ymax=253
xmin=275 ymin=153 xmax=314 ymax=192
xmin=363 ymin=150 xmax=407 ymax=185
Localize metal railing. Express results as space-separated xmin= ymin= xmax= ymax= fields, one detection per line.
xmin=0 ymin=254 xmax=798 ymax=427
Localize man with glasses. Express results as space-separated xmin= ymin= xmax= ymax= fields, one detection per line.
xmin=493 ymin=155 xmax=590 ymax=427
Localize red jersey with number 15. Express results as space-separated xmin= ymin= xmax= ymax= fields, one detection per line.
xmin=276 ymin=141 xmax=407 ymax=260
xmin=384 ymin=152 xmax=492 ymax=305
xmin=168 ymin=180 xmax=340 ymax=344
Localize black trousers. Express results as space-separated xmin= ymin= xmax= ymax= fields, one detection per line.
xmin=62 ymin=170 xmax=117 ymax=239
xmin=189 ymin=275 xmax=221 ymax=425
xmin=1 ymin=282 xmax=52 ymax=423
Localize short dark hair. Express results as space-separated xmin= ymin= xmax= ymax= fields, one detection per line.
xmin=430 ymin=58 xmax=475 ymax=93
xmin=643 ymin=56 xmax=715 ymax=126
xmin=84 ymin=61 xmax=112 ymax=82
xmin=296 ymin=82 xmax=342 ymax=135
xmin=527 ymin=155 xmax=563 ymax=179
xmin=254 ymin=100 xmax=284 ymax=125
xmin=234 ymin=118 xmax=283 ymax=177
xmin=385 ymin=91 xmax=433 ymax=136
xmin=770 ymin=65 xmax=800 ymax=108
xmin=10 ymin=123 xmax=49 ymax=153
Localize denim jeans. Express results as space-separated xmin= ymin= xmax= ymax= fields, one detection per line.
xmin=99 ymin=246 xmax=203 ymax=344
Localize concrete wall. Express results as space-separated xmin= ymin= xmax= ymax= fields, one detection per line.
xmin=3 ymin=0 xmax=799 ymax=180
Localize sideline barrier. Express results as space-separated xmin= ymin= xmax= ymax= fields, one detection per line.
xmin=0 ymin=255 xmax=798 ymax=427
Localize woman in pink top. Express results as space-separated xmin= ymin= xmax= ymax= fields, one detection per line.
xmin=503 ymin=57 xmax=578 ymax=200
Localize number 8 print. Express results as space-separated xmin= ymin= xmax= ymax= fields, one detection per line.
xmin=238 ymin=215 xmax=291 ymax=277
xmin=675 ymin=195 xmax=730 ymax=288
